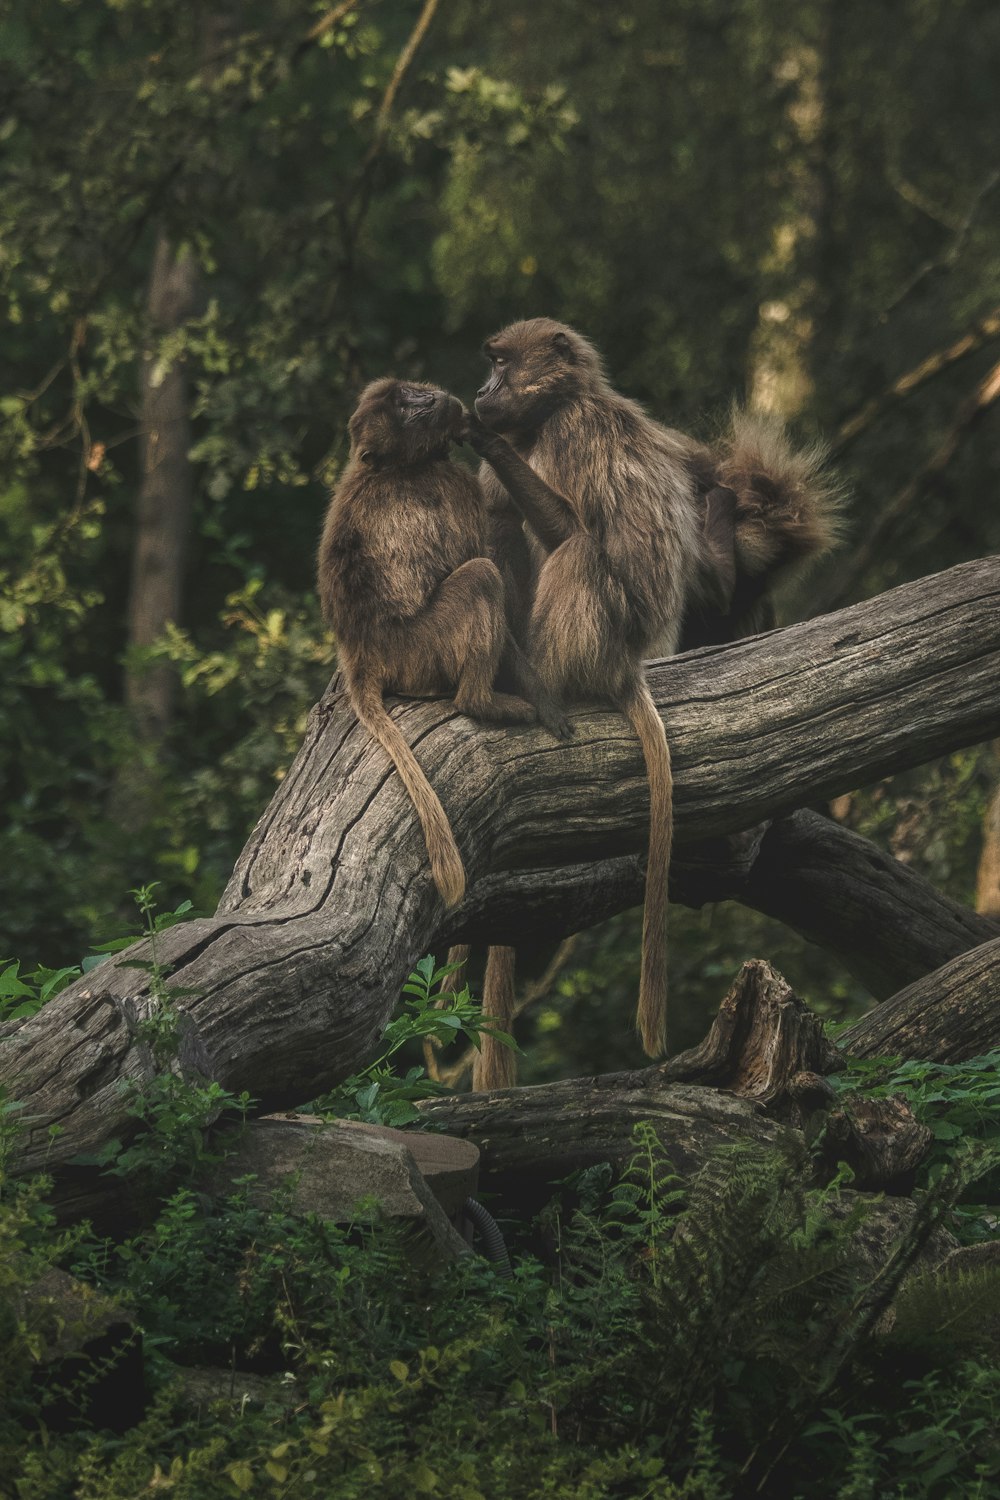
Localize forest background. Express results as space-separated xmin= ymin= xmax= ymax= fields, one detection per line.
xmin=2 ymin=0 xmax=999 ymax=1079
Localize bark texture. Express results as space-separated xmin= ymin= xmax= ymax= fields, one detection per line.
xmin=124 ymin=230 xmax=199 ymax=746
xmin=417 ymin=961 xmax=934 ymax=1203
xmin=840 ymin=935 xmax=1000 ymax=1064
xmin=459 ymin=809 xmax=997 ymax=1002
xmin=417 ymin=1069 xmax=798 ymax=1209
xmin=3 ymin=558 xmax=1000 ymax=1191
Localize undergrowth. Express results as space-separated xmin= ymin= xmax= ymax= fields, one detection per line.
xmin=0 ymin=1120 xmax=998 ymax=1497
xmin=1 ymin=911 xmax=1000 ymax=1497
xmin=835 ymin=1049 xmax=1000 ymax=1241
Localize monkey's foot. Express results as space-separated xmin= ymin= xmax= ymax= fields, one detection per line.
xmin=538 ymin=698 xmax=575 ymax=741
xmin=457 ymin=691 xmax=536 ymax=726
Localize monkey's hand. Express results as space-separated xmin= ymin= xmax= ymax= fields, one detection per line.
xmin=540 ymin=700 xmax=575 ymax=742
xmin=460 ymin=405 xmax=503 ymax=456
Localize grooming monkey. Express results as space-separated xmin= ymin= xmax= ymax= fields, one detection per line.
xmin=454 ymin=318 xmax=840 ymax=1090
xmin=318 ymin=377 xmax=571 ymax=911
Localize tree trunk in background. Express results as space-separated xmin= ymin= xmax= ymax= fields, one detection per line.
xmin=112 ymin=231 xmax=199 ymax=821
xmin=976 ymin=770 xmax=1000 ymax=918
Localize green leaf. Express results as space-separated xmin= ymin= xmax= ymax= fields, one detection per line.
xmin=0 ymin=962 xmax=34 ymax=999
xmin=227 ymin=1461 xmax=254 ymax=1493
xmin=931 ymin=1121 xmax=964 ymax=1140
xmin=412 ymin=1460 xmax=439 ymax=1492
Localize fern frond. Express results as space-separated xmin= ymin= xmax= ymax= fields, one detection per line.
xmin=890 ymin=1262 xmax=1000 ymax=1354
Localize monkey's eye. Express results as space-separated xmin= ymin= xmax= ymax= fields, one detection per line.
xmin=492 ymin=356 xmax=507 ymax=370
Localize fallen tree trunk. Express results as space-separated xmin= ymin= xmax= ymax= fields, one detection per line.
xmin=417 ymin=961 xmax=934 ymax=1202
xmin=452 ymin=809 xmax=999 ymax=1000
xmin=3 ymin=557 xmax=1000 ymax=1185
xmin=724 ymin=812 xmax=1000 ymax=997
xmin=841 ymin=935 xmax=1000 ymax=1063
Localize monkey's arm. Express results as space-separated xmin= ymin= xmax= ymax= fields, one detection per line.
xmin=501 ymin=630 xmax=573 ymax=740
xmin=484 ymin=489 xmax=535 ymax=641
xmin=462 ymin=411 xmax=579 ymax=553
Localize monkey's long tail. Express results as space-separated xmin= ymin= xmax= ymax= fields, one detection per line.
xmin=440 ymin=945 xmax=470 ymax=995
xmin=473 ymin=945 xmax=519 ymax=1091
xmin=352 ymin=680 xmax=466 ymax=908
xmin=622 ymin=681 xmax=673 ymax=1058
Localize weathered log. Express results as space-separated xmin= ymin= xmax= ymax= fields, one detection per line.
xmin=414 ymin=1096 xmax=952 ymax=1278
xmin=841 ymin=934 xmax=1000 ymax=1063
xmin=451 ymin=813 xmax=999 ymax=1002
xmin=3 ymin=557 xmax=1000 ymax=1190
xmin=417 ymin=960 xmax=935 ymax=1200
xmin=815 ymin=1097 xmax=934 ymax=1195
xmin=712 ymin=811 xmax=1000 ymax=1000
xmin=415 ymin=1069 xmax=798 ymax=1211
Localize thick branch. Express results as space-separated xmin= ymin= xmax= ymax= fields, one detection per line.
xmin=416 ymin=962 xmax=930 ymax=1202
xmin=729 ymin=810 xmax=999 ymax=998
xmin=3 ymin=558 xmax=1000 ymax=1181
xmin=417 ymin=1071 xmax=796 ymax=1210
xmin=832 ymin=305 xmax=1000 ymax=456
xmin=841 ymin=936 xmax=1000 ymax=1064
xmin=448 ymin=810 xmax=999 ymax=1001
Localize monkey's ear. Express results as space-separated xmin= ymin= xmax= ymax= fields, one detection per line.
xmin=552 ymin=331 xmax=576 ymax=362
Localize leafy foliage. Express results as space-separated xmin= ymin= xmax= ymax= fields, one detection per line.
xmin=66 ymin=885 xmax=253 ymax=1195
xmin=0 ymin=1116 xmax=998 ymax=1497
xmin=309 ymin=953 xmax=516 ymax=1126
xmin=836 ymin=1051 xmax=1000 ymax=1165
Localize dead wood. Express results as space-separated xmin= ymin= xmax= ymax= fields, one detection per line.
xmin=2 ymin=558 xmax=999 ymax=1199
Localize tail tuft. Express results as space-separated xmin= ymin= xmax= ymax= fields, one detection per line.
xmin=716 ymin=406 xmax=846 ymax=581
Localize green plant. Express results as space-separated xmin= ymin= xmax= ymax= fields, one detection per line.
xmin=0 ymin=958 xmax=82 ymax=1023
xmin=308 ymin=954 xmax=515 ymax=1127
xmin=78 ymin=885 xmax=252 ymax=1192
xmin=0 ymin=886 xmax=196 ymax=1025
xmin=836 ymin=1051 xmax=1000 ymax=1154
xmin=834 ymin=1050 xmax=1000 ymax=1239
xmin=1 ymin=1113 xmax=999 ymax=1498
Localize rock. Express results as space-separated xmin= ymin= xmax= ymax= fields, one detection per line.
xmin=210 ymin=1118 xmax=472 ymax=1262
xmin=934 ymin=1238 xmax=1000 ymax=1277
xmin=170 ymin=1364 xmax=300 ymax=1412
xmin=263 ymin=1113 xmax=480 ymax=1216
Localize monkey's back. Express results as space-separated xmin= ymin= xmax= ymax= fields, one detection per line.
xmin=527 ymin=391 xmax=704 ymax=654
xmin=318 ymin=458 xmax=487 ymax=659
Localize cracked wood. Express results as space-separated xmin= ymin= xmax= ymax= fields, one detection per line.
xmin=1 ymin=556 xmax=999 ymax=1187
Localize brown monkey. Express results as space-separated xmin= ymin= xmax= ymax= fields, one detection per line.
xmin=678 ymin=408 xmax=842 ymax=650
xmin=460 ymin=319 xmax=841 ymax=1086
xmin=318 ymin=377 xmax=571 ymax=911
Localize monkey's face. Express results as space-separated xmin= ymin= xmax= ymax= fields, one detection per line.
xmin=475 ymin=318 xmax=603 ymax=432
xmin=349 ymin=379 xmax=464 ymax=466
